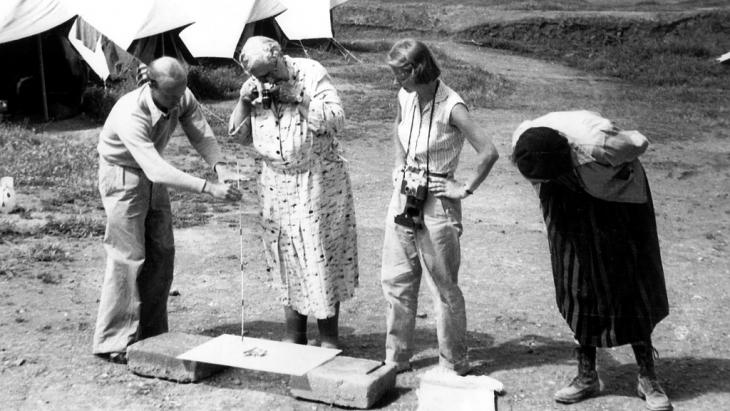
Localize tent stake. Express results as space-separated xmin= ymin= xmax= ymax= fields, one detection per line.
xmin=37 ymin=34 xmax=49 ymax=121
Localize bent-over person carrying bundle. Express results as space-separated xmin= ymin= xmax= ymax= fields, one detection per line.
xmin=511 ymin=110 xmax=672 ymax=411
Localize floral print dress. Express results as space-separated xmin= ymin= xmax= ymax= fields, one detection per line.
xmin=244 ymin=56 xmax=358 ymax=319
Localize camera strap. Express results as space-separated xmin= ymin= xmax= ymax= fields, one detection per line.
xmin=402 ymin=81 xmax=440 ymax=180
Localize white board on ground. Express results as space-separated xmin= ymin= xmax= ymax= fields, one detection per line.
xmin=177 ymin=334 xmax=341 ymax=376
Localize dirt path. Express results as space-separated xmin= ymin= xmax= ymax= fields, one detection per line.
xmin=2 ymin=37 xmax=729 ymax=410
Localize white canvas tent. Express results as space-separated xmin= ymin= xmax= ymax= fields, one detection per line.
xmin=275 ymin=0 xmax=349 ymax=41
xmin=0 ymin=0 xmax=80 ymax=120
xmin=61 ymin=0 xmax=195 ymax=51
xmin=180 ymin=0 xmax=287 ymax=59
xmin=0 ymin=0 xmax=73 ymax=43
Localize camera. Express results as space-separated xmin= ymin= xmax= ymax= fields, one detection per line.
xmin=251 ymin=84 xmax=275 ymax=109
xmin=394 ymin=166 xmax=428 ymax=229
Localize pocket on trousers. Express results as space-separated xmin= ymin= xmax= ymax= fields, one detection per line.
xmin=121 ymin=167 xmax=143 ymax=190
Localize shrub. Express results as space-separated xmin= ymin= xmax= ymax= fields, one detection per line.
xmin=188 ymin=61 xmax=246 ymax=100
xmin=80 ymin=85 xmax=124 ymax=123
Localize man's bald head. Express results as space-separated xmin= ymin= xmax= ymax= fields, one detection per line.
xmin=148 ymin=56 xmax=187 ymax=89
xmin=147 ymin=57 xmax=188 ymax=111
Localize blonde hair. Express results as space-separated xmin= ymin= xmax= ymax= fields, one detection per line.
xmin=387 ymin=39 xmax=441 ymax=84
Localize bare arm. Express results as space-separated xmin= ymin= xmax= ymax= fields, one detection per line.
xmin=228 ymin=98 xmax=252 ymax=145
xmin=429 ymin=103 xmax=499 ymax=199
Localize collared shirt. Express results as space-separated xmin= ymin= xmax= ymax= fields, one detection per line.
xmin=512 ymin=110 xmax=649 ymax=203
xmin=397 ymin=80 xmax=466 ymax=176
xmin=97 ymin=84 xmax=223 ymax=193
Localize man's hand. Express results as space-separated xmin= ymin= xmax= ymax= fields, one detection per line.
xmin=215 ymin=164 xmax=239 ymax=184
xmin=205 ymin=181 xmax=242 ymax=201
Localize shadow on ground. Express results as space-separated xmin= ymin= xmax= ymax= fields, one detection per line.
xmin=197 ymin=323 xmax=730 ymax=407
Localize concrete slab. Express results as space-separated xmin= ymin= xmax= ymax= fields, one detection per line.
xmin=289 ymin=356 xmax=397 ymax=409
xmin=127 ymin=332 xmax=225 ymax=383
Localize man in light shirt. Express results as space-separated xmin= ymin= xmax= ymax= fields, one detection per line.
xmin=92 ymin=57 xmax=241 ymax=364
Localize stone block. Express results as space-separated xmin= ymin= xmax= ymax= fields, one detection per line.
xmin=289 ymin=356 xmax=396 ymax=409
xmin=127 ymin=332 xmax=225 ymax=383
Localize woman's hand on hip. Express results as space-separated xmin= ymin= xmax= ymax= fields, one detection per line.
xmin=429 ymin=176 xmax=470 ymax=199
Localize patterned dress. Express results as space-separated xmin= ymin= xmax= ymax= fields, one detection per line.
xmin=245 ymin=56 xmax=358 ymax=319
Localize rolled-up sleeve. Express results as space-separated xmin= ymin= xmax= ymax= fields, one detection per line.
xmin=306 ymin=63 xmax=344 ymax=135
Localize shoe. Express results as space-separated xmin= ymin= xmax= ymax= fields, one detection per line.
xmin=95 ymin=352 xmax=127 ymax=365
xmin=637 ymin=375 xmax=673 ymax=411
xmin=554 ymin=371 xmax=600 ymax=404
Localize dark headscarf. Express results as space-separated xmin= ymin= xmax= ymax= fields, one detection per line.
xmin=512 ymin=127 xmax=573 ymax=181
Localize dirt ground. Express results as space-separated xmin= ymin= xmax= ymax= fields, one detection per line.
xmin=2 ymin=4 xmax=730 ymax=411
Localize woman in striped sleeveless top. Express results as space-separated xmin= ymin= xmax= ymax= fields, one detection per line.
xmin=380 ymin=39 xmax=500 ymax=376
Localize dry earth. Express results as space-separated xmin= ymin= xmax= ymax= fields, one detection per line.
xmin=1 ymin=6 xmax=729 ymax=411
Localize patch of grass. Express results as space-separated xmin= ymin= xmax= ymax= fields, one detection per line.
xmin=0 ymin=123 xmax=98 ymax=191
xmin=40 ymin=216 xmax=105 ymax=238
xmin=36 ymin=272 xmax=63 ymax=285
xmin=25 ymin=243 xmax=71 ymax=262
xmin=432 ymin=49 xmax=513 ymax=108
xmin=460 ymin=12 xmax=730 ymax=88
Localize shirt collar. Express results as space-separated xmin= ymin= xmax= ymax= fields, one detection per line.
xmin=143 ymin=84 xmax=178 ymax=125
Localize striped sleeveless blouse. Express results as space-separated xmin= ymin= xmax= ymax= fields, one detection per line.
xmin=397 ymin=80 xmax=467 ymax=176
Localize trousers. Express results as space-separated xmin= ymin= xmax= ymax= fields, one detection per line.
xmin=92 ymin=160 xmax=175 ymax=354
xmin=380 ymin=188 xmax=468 ymax=373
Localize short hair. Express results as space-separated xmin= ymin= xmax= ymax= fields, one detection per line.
xmin=147 ymin=56 xmax=187 ymax=89
xmin=239 ymin=36 xmax=282 ymax=72
xmin=387 ymin=39 xmax=441 ymax=84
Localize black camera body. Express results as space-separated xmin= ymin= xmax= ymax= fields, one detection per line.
xmin=251 ymin=85 xmax=275 ymax=109
xmin=394 ymin=166 xmax=428 ymax=229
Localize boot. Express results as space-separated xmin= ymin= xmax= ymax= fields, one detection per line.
xmin=317 ymin=302 xmax=339 ymax=349
xmin=554 ymin=345 xmax=600 ymax=404
xmin=633 ymin=342 xmax=673 ymax=411
xmin=282 ymin=306 xmax=307 ymax=345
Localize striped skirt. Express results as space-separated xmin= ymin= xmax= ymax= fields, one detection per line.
xmin=539 ymin=176 xmax=669 ymax=347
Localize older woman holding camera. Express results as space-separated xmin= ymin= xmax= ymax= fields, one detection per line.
xmin=228 ymin=36 xmax=358 ymax=349
xmin=381 ymin=39 xmax=499 ymax=375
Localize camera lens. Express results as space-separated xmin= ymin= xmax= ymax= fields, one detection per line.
xmin=261 ymin=88 xmax=272 ymax=109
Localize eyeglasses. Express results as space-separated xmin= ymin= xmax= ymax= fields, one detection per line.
xmin=246 ymin=60 xmax=280 ymax=84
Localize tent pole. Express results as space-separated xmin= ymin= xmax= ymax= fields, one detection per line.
xmin=37 ymin=34 xmax=49 ymax=121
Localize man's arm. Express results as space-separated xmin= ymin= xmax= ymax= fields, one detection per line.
xmin=115 ymin=102 xmax=239 ymax=200
xmin=178 ymin=89 xmax=225 ymax=170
